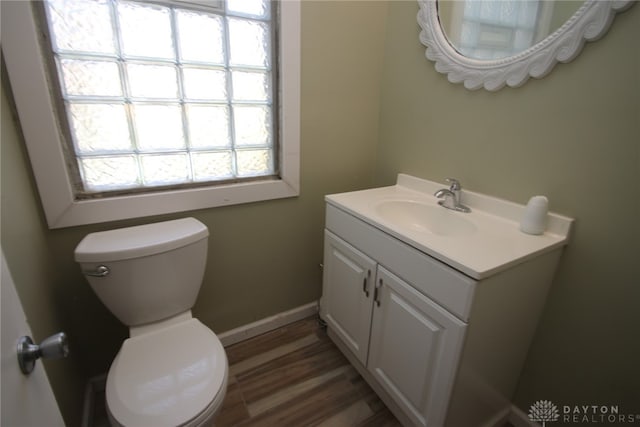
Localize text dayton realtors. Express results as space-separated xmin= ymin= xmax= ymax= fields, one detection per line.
xmin=562 ymin=405 xmax=638 ymax=424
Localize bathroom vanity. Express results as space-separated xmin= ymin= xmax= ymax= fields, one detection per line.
xmin=319 ymin=174 xmax=573 ymax=427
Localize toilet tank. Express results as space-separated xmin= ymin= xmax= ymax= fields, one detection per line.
xmin=75 ymin=218 xmax=209 ymax=327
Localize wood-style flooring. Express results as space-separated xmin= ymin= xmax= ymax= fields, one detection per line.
xmin=216 ymin=316 xmax=402 ymax=427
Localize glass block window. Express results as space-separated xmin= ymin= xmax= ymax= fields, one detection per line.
xmin=41 ymin=0 xmax=277 ymax=196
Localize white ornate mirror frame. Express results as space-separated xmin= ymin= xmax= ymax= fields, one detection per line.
xmin=417 ymin=0 xmax=634 ymax=91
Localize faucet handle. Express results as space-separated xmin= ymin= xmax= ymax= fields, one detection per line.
xmin=445 ymin=178 xmax=461 ymax=191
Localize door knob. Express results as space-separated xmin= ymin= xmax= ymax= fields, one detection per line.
xmin=17 ymin=332 xmax=69 ymax=375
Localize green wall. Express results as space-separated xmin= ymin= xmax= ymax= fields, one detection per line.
xmin=376 ymin=0 xmax=640 ymax=417
xmin=1 ymin=78 xmax=87 ymax=427
xmin=1 ymin=2 xmax=388 ymax=425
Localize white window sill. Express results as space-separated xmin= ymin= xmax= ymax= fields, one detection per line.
xmin=56 ymin=179 xmax=299 ymax=228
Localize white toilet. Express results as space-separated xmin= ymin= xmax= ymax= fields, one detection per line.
xmin=75 ymin=218 xmax=228 ymax=427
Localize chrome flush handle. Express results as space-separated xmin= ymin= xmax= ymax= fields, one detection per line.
xmin=84 ymin=265 xmax=110 ymax=277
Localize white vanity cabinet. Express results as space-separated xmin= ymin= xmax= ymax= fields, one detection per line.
xmin=322 ymin=232 xmax=376 ymax=365
xmin=323 ymin=228 xmax=466 ymax=427
xmin=368 ymin=266 xmax=466 ymax=427
xmin=321 ymin=183 xmax=572 ymax=427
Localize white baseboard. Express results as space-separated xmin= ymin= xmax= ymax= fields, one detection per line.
xmin=217 ymin=301 xmax=319 ymax=347
xmin=509 ymin=404 xmax=538 ymax=427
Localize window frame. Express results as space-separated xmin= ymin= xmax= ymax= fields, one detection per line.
xmin=2 ymin=0 xmax=300 ymax=229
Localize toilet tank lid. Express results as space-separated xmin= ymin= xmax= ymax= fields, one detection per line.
xmin=75 ymin=218 xmax=209 ymax=263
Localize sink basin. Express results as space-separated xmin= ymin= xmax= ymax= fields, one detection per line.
xmin=375 ymin=200 xmax=477 ymax=237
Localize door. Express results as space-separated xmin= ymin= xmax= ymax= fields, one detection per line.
xmin=1 ymin=251 xmax=65 ymax=426
xmin=321 ymin=231 xmax=376 ymax=365
xmin=368 ymin=266 xmax=466 ymax=427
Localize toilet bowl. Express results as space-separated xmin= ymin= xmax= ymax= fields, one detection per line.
xmin=106 ymin=314 xmax=227 ymax=427
xmin=75 ymin=218 xmax=228 ymax=427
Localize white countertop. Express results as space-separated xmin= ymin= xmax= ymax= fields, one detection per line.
xmin=325 ymin=174 xmax=574 ymax=279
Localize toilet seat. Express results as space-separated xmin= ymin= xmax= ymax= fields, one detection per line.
xmin=106 ymin=318 xmax=228 ymax=427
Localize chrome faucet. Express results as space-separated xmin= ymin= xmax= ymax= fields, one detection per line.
xmin=434 ymin=178 xmax=471 ymax=213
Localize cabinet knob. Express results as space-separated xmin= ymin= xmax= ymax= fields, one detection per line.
xmin=374 ymin=279 xmax=382 ymax=307
xmin=363 ymin=270 xmax=371 ymax=297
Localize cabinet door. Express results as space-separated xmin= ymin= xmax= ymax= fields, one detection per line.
xmin=321 ymin=231 xmax=376 ymax=365
xmin=369 ymin=266 xmax=467 ymax=427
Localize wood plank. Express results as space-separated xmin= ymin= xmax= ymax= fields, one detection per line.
xmin=237 ymin=339 xmax=349 ymax=403
xmin=226 ymin=317 xmax=320 ymax=364
xmin=230 ymin=334 xmax=320 ymax=376
xmin=216 ymin=316 xmax=402 ymax=427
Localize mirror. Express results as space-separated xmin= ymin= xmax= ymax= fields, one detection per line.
xmin=417 ymin=0 xmax=634 ymax=90
xmin=438 ymin=1 xmax=583 ymax=61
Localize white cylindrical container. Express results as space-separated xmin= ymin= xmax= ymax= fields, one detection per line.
xmin=520 ymin=196 xmax=548 ymax=235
